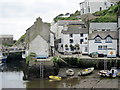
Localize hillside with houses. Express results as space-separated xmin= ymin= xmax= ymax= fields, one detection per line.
xmin=13 ymin=0 xmax=120 ymax=59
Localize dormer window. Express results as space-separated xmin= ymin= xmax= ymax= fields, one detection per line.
xmin=95 ymin=36 xmax=101 ymax=43
xmin=105 ymin=36 xmax=112 ymax=43
xmin=70 ymin=34 xmax=73 ymax=37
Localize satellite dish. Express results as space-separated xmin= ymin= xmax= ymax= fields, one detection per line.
xmin=107 ymin=0 xmax=120 ymax=4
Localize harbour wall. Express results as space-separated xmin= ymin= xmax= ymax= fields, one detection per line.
xmin=23 ymin=57 xmax=120 ymax=80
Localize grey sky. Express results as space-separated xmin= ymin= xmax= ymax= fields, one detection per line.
xmin=0 ymin=0 xmax=84 ymax=40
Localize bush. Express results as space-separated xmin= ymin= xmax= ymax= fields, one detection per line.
xmin=91 ymin=3 xmax=119 ymax=22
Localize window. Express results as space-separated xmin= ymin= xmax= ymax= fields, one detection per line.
xmin=88 ymin=7 xmax=90 ymax=13
xmin=70 ymin=34 xmax=73 ymax=37
xmin=80 ymin=39 xmax=83 ymax=44
xmin=95 ymin=37 xmax=101 ymax=43
xmin=80 ymin=33 xmax=83 ymax=37
xmin=83 ymin=9 xmax=84 ymax=14
xmin=103 ymin=45 xmax=107 ymax=50
xmin=102 ymin=29 xmax=105 ymax=31
xmin=106 ymin=36 xmax=112 ymax=43
xmin=98 ymin=45 xmax=107 ymax=50
xmin=85 ymin=47 xmax=88 ymax=52
xmin=65 ymin=48 xmax=69 ymax=50
xmin=70 ymin=44 xmax=74 ymax=51
xmin=70 ymin=39 xmax=73 ymax=43
xmin=100 ymin=7 xmax=102 ymax=11
xmin=98 ymin=46 xmax=102 ymax=50
xmin=106 ymin=29 xmax=110 ymax=31
xmin=104 ymin=2 xmax=107 ymax=6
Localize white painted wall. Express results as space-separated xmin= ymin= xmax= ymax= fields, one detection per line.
xmin=50 ymin=33 xmax=54 ymax=47
xmin=118 ymin=17 xmax=120 ymax=56
xmin=80 ymin=0 xmax=113 ymax=15
xmin=28 ymin=35 xmax=49 ymax=57
xmin=88 ymin=39 xmax=117 ymax=55
xmin=89 ymin=23 xmax=117 ymax=33
xmin=50 ymin=23 xmax=58 ymax=38
xmin=50 ymin=23 xmax=63 ymax=39
xmin=58 ymin=33 xmax=88 ymax=54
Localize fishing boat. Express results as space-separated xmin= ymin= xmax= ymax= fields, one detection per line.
xmin=66 ymin=69 xmax=74 ymax=76
xmin=98 ymin=70 xmax=109 ymax=77
xmin=49 ymin=76 xmax=62 ymax=81
xmin=0 ymin=52 xmax=7 ymax=63
xmin=78 ymin=67 xmax=94 ymax=76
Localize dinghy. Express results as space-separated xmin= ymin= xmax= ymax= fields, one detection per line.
xmin=66 ymin=69 xmax=74 ymax=76
xmin=78 ymin=67 xmax=94 ymax=76
xmin=98 ymin=70 xmax=109 ymax=77
xmin=49 ymin=76 xmax=62 ymax=81
xmin=106 ymin=67 xmax=118 ymax=78
xmin=98 ymin=67 xmax=120 ymax=78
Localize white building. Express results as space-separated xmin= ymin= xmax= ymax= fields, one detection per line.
xmin=58 ymin=25 xmax=88 ymax=54
xmin=88 ymin=31 xmax=118 ymax=56
xmin=50 ymin=31 xmax=55 ymax=56
xmin=79 ymin=0 xmax=114 ymax=15
xmin=50 ymin=20 xmax=84 ymax=40
xmin=25 ymin=17 xmax=54 ymax=58
xmin=118 ymin=16 xmax=120 ymax=56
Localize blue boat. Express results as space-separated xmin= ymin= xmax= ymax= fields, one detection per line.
xmin=106 ymin=67 xmax=119 ymax=78
xmin=0 ymin=52 xmax=7 ymax=63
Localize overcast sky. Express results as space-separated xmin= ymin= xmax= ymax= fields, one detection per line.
xmin=0 ymin=0 xmax=84 ymax=40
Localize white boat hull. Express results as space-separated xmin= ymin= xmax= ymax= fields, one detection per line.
xmin=78 ymin=67 xmax=94 ymax=76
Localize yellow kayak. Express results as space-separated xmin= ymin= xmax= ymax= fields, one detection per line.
xmin=49 ymin=76 xmax=62 ymax=80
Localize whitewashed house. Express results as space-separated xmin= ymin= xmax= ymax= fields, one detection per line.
xmin=58 ymin=25 xmax=88 ymax=54
xmin=88 ymin=31 xmax=118 ymax=56
xmin=79 ymin=0 xmax=114 ymax=15
xmin=25 ymin=17 xmax=55 ymax=58
xmin=88 ymin=22 xmax=118 ymax=56
xmin=50 ymin=20 xmax=84 ymax=40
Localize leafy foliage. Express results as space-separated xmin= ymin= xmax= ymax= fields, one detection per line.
xmin=53 ymin=10 xmax=80 ymax=22
xmin=52 ymin=56 xmax=61 ymax=63
xmin=91 ymin=3 xmax=120 ymax=22
xmin=13 ymin=33 xmax=26 ymax=46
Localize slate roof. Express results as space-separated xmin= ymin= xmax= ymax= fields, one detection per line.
xmin=89 ymin=31 xmax=118 ymax=39
xmin=62 ymin=25 xmax=88 ymax=34
xmin=57 ymin=20 xmax=85 ymax=26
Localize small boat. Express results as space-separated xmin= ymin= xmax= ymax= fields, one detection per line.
xmin=78 ymin=67 xmax=94 ymax=76
xmin=106 ymin=67 xmax=118 ymax=78
xmin=66 ymin=69 xmax=74 ymax=76
xmin=98 ymin=70 xmax=109 ymax=77
xmin=0 ymin=52 xmax=7 ymax=63
xmin=22 ymin=51 xmax=26 ymax=59
xmin=49 ymin=76 xmax=62 ymax=81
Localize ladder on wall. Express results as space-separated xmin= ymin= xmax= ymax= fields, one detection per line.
xmin=40 ymin=61 xmax=44 ymax=78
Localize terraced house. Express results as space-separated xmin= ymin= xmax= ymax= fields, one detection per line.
xmin=59 ymin=25 xmax=88 ymax=54
xmin=51 ymin=20 xmax=88 ymax=54
xmin=88 ymin=23 xmax=118 ymax=57
xmin=52 ymin=21 xmax=89 ymax=54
